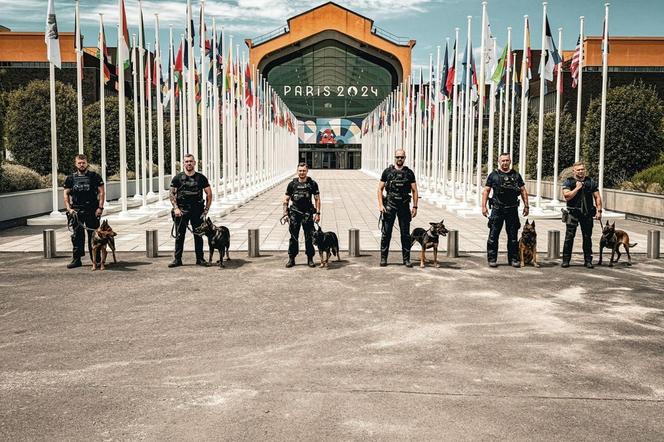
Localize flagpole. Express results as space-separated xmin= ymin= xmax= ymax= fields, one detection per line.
xmin=487 ymin=38 xmax=497 ymax=175
xmin=598 ymin=3 xmax=610 ymax=196
xmin=498 ymin=88 xmax=503 ymax=156
xmin=509 ymin=52 xmax=517 ymax=158
xmin=503 ymin=27 xmax=512 ymax=158
xmin=462 ymin=15 xmax=472 ymax=204
xmin=199 ymin=0 xmax=208 ymax=180
xmin=46 ymin=0 xmax=61 ymax=217
xmin=221 ymin=28 xmax=228 ymax=199
xmin=432 ymin=45 xmax=441 ymax=196
xmin=75 ymin=0 xmax=84 ymax=155
xmin=169 ymin=25 xmax=177 ymax=180
xmin=552 ymin=27 xmax=563 ymax=205
xmin=131 ymin=33 xmax=140 ymax=199
xmin=574 ymin=16 xmax=584 ymax=162
xmin=450 ymin=28 xmax=460 ymax=200
xmin=117 ymin=0 xmax=129 ymax=214
xmin=154 ymin=14 xmax=166 ymax=204
xmin=535 ymin=2 xmax=548 ymax=210
xmin=476 ymin=1 xmax=488 ymax=207
xmin=99 ymin=15 xmax=108 ymax=205
xmin=138 ymin=0 xmax=147 ymax=207
xmin=212 ymin=19 xmax=220 ymax=197
xmin=518 ymin=15 xmax=529 ymax=176
xmin=146 ymin=42 xmax=154 ymax=196
xmin=187 ymin=0 xmax=197 ymax=164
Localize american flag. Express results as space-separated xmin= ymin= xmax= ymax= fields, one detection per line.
xmin=570 ymin=35 xmax=582 ymax=88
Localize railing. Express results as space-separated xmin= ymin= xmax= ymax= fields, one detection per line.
xmin=251 ymin=26 xmax=290 ymax=46
xmin=370 ymin=25 xmax=410 ymax=46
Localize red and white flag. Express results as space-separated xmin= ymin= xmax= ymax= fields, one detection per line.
xmin=570 ymin=35 xmax=582 ymax=88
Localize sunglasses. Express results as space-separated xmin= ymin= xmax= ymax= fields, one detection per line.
xmin=395 ymin=156 xmax=405 ymax=159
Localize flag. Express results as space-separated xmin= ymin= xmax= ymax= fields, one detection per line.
xmin=118 ymin=0 xmax=130 ymax=70
xmin=245 ymin=64 xmax=254 ymax=107
xmin=601 ymin=19 xmax=610 ymax=54
xmin=441 ymin=42 xmax=449 ymax=98
xmin=74 ymin=7 xmax=83 ymax=79
xmin=541 ymin=15 xmax=562 ymax=82
xmin=45 ymin=0 xmax=61 ymax=68
xmin=482 ymin=16 xmax=496 ymax=84
xmin=139 ymin=4 xmax=146 ymax=53
xmin=445 ymin=40 xmax=456 ymax=96
xmin=525 ymin=18 xmax=532 ymax=81
xmin=491 ymin=45 xmax=508 ymax=84
xmin=570 ymin=35 xmax=582 ymax=88
xmin=97 ymin=22 xmax=112 ymax=83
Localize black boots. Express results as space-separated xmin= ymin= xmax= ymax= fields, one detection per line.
xmin=196 ymin=258 xmax=210 ymax=267
xmin=67 ymin=258 xmax=82 ymax=269
xmin=403 ymin=259 xmax=413 ymax=268
xmin=285 ymin=257 xmax=295 ymax=268
xmin=379 ymin=256 xmax=388 ymax=267
xmin=168 ymin=259 xmax=183 ymax=268
xmin=307 ymin=257 xmax=316 ymax=268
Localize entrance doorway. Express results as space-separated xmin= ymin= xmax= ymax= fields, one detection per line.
xmin=299 ymin=145 xmax=362 ymax=169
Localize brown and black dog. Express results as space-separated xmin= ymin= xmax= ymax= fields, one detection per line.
xmin=91 ymin=220 xmax=117 ymax=271
xmin=410 ymin=219 xmax=449 ymax=268
xmin=312 ymin=224 xmax=340 ymax=268
xmin=599 ymin=221 xmax=637 ymax=267
xmin=518 ymin=219 xmax=539 ymax=268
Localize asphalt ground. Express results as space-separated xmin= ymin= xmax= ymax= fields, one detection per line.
xmin=1 ymin=252 xmax=663 ymax=441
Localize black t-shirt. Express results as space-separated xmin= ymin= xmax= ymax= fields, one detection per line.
xmin=286 ymin=177 xmax=319 ymax=212
xmin=380 ymin=166 xmax=416 ymax=197
xmin=563 ymin=177 xmax=598 ymax=214
xmin=170 ymin=172 xmax=210 ymax=207
xmin=485 ymin=169 xmax=525 ymax=207
xmin=64 ymin=170 xmax=104 ymax=209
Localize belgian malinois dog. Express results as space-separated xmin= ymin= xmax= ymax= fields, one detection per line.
xmin=599 ymin=221 xmax=637 ymax=266
xmin=91 ymin=220 xmax=117 ymax=271
xmin=312 ymin=224 xmax=341 ymax=268
xmin=410 ymin=219 xmax=449 ymax=268
xmin=518 ymin=219 xmax=539 ymax=268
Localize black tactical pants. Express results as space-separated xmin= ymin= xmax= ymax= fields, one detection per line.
xmin=71 ymin=208 xmax=100 ymax=260
xmin=288 ymin=210 xmax=315 ymax=258
xmin=380 ymin=203 xmax=411 ymax=262
xmin=174 ymin=205 xmax=205 ymax=261
xmin=487 ymin=206 xmax=521 ymax=263
xmin=563 ymin=212 xmax=594 ymax=263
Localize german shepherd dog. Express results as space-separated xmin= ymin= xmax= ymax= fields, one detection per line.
xmin=193 ymin=218 xmax=231 ymax=268
xmin=312 ymin=224 xmax=340 ymax=268
xmin=91 ymin=220 xmax=117 ymax=271
xmin=410 ymin=219 xmax=449 ymax=268
xmin=599 ymin=221 xmax=637 ymax=267
xmin=518 ymin=219 xmax=539 ymax=268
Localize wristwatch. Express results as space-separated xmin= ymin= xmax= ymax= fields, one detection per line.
xmin=413 ymin=206 xmax=418 ymax=209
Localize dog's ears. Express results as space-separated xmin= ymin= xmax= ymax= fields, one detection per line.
xmin=429 ymin=222 xmax=436 ymax=226
xmin=605 ymin=220 xmax=610 ymax=226
xmin=612 ymin=221 xmax=615 ymax=228
xmin=525 ymin=219 xmax=529 ymax=225
xmin=531 ymin=220 xmax=535 ymax=228
xmin=111 ymin=231 xmax=117 ymax=237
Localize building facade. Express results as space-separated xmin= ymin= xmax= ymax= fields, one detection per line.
xmin=246 ymin=2 xmax=415 ymax=169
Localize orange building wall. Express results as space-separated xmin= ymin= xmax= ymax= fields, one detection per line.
xmin=0 ymin=32 xmax=77 ymax=63
xmin=583 ymin=37 xmax=664 ymax=67
xmin=247 ymin=3 xmax=414 ymax=80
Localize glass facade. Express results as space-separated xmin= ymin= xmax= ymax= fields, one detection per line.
xmin=266 ymin=39 xmax=397 ymax=119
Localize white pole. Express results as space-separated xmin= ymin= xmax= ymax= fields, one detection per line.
xmin=498 ymin=89 xmax=503 ymax=155
xmin=476 ymin=1 xmax=488 ymax=206
xmin=441 ymin=39 xmax=450 ymax=197
xmin=147 ymin=42 xmax=154 ymax=195
xmin=518 ymin=15 xmax=529 ymax=176
xmin=574 ymin=16 xmax=585 ymax=162
xmin=598 ymin=3 xmax=610 ymax=196
xmin=99 ymin=16 xmax=108 ymax=205
xmin=487 ymin=38 xmax=497 ymax=174
xmin=450 ymin=28 xmax=460 ymax=199
xmin=509 ymin=52 xmax=517 ymax=158
xmin=155 ymin=14 xmax=165 ymax=202
xmin=535 ymin=2 xmax=548 ymax=210
xmin=169 ymin=26 xmax=177 ymax=179
xmin=553 ymin=27 xmax=563 ymax=204
xmin=131 ymin=33 xmax=140 ymax=199
xmin=212 ymin=19 xmax=220 ymax=196
xmin=503 ymin=27 xmax=512 ymax=158
xmin=200 ymin=0 xmax=208 ymax=179
xmin=462 ymin=15 xmax=472 ymax=203
xmin=49 ymin=63 xmax=59 ymax=216
xmin=187 ymin=0 xmax=197 ymax=162
xmin=138 ymin=2 xmax=147 ymax=206
xmin=117 ymin=0 xmax=128 ymax=213
xmin=75 ymin=0 xmax=84 ymax=155
xmin=433 ymin=45 xmax=441 ymax=195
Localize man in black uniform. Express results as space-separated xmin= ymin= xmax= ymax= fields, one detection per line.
xmin=377 ymin=149 xmax=418 ymax=267
xmin=63 ymin=154 xmax=105 ymax=269
xmin=168 ymin=153 xmax=213 ymax=268
xmin=283 ymin=163 xmax=321 ymax=268
xmin=481 ymin=152 xmax=529 ymax=268
xmin=561 ymin=161 xmax=603 ymax=268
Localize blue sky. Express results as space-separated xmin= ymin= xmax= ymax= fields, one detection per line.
xmin=2 ymin=0 xmax=663 ymax=69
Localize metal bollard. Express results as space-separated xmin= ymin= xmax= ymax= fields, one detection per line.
xmin=43 ymin=229 xmax=57 ymax=259
xmin=248 ymin=229 xmax=260 ymax=257
xmin=348 ymin=228 xmax=360 ymax=257
xmin=647 ymin=230 xmax=661 ymax=259
xmin=547 ymin=230 xmax=561 ymax=259
xmin=446 ymin=230 xmax=459 ymax=258
xmin=146 ymin=229 xmax=159 ymax=258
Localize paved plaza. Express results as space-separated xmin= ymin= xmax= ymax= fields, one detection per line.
xmin=0 ymin=252 xmax=663 ymax=440
xmin=0 ymin=170 xmax=659 ymax=257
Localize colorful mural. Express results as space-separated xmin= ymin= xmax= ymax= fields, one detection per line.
xmin=298 ymin=118 xmax=363 ymax=145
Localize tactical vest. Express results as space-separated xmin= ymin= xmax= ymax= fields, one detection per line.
xmin=176 ymin=173 xmax=204 ymax=207
xmin=70 ymin=172 xmax=97 ymax=208
xmin=492 ymin=169 xmax=521 ymax=207
xmin=385 ymin=166 xmax=411 ymax=204
xmin=291 ymin=178 xmax=314 ymax=209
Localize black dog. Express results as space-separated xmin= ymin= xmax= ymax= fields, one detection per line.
xmin=193 ymin=218 xmax=231 ymax=268
xmin=312 ymin=224 xmax=340 ymax=268
xmin=599 ymin=221 xmax=637 ymax=267
xmin=410 ymin=219 xmax=449 ymax=267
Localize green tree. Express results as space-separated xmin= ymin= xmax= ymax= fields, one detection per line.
xmin=526 ymin=111 xmax=576 ymax=179
xmin=5 ymin=80 xmax=80 ymax=175
xmin=582 ymin=82 xmax=664 ymax=187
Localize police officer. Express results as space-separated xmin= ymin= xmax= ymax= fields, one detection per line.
xmin=283 ymin=163 xmax=321 ymax=268
xmin=63 ymin=154 xmax=105 ymax=269
xmin=377 ymin=149 xmax=418 ymax=267
xmin=561 ymin=161 xmax=603 ymax=268
xmin=168 ymin=153 xmax=213 ymax=268
xmin=481 ymin=152 xmax=529 ymax=268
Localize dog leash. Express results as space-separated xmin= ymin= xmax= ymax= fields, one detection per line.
xmin=170 ymin=210 xmax=198 ymax=239
xmin=66 ymin=211 xmax=99 ymax=233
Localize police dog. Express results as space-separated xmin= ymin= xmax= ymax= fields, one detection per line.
xmin=312 ymin=224 xmax=340 ymax=268
xmin=193 ymin=218 xmax=231 ymax=268
xmin=518 ymin=219 xmax=539 ymax=268
xmin=91 ymin=219 xmax=117 ymax=271
xmin=599 ymin=221 xmax=637 ymax=267
xmin=410 ymin=219 xmax=449 ymax=268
